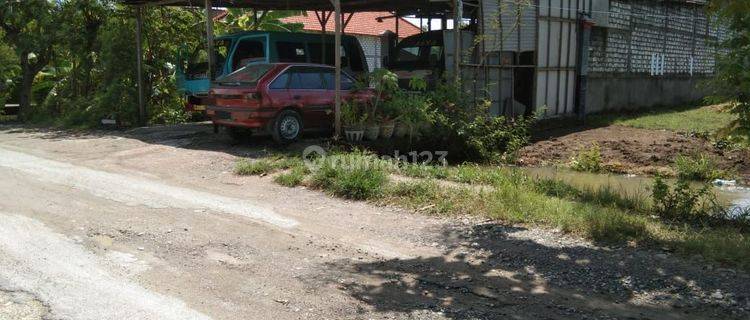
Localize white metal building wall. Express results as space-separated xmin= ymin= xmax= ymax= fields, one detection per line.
xmin=535 ymin=0 xmax=583 ymax=117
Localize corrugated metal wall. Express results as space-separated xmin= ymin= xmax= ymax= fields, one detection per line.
xmin=535 ymin=0 xmax=587 ymax=117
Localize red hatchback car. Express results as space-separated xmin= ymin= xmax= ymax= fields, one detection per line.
xmin=207 ymin=63 xmax=372 ymax=143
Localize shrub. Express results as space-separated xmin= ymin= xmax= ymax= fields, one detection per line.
xmin=569 ymin=144 xmax=603 ymax=172
xmin=673 ymin=153 xmax=726 ymax=181
xmin=310 ymin=151 xmax=389 ymax=200
xmin=651 ymin=176 xmax=721 ymax=223
xmin=421 ymin=82 xmax=537 ymax=163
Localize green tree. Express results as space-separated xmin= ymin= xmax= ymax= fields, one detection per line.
xmin=708 ymin=0 xmax=750 ymax=144
xmin=0 ymin=32 xmax=19 ymax=105
xmin=0 ymin=0 xmax=61 ymax=117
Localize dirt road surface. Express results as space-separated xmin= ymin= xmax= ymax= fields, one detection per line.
xmin=0 ymin=124 xmax=748 ymax=320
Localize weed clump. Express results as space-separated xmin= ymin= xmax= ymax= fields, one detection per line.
xmin=235 ymin=156 xmax=303 ymax=176
xmin=274 ymin=166 xmax=309 ymax=187
xmin=569 ymin=144 xmax=603 ymax=173
xmin=235 ymin=159 xmax=275 ymax=175
xmin=673 ymin=153 xmax=726 ymax=181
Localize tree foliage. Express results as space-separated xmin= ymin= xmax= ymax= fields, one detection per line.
xmin=0 ymin=31 xmax=19 ymax=105
xmin=0 ymin=0 xmax=62 ymax=116
xmin=708 ymin=0 xmax=750 ymax=145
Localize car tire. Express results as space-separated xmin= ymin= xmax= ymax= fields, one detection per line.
xmin=226 ymin=126 xmax=252 ymax=142
xmin=272 ymin=110 xmax=302 ymax=145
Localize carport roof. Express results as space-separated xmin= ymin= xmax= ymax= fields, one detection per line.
xmin=120 ymin=0 xmax=458 ymax=13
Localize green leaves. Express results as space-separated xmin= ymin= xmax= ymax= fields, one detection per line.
xmin=708 ymin=0 xmax=750 ymax=145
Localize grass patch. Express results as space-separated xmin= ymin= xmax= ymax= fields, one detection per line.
xmin=234 ymin=151 xmax=750 ymax=269
xmin=310 ymin=151 xmax=389 ymax=200
xmin=274 ymin=166 xmax=309 ymax=187
xmin=590 ymin=103 xmax=736 ymax=135
xmin=235 ymin=155 xmax=304 ymax=176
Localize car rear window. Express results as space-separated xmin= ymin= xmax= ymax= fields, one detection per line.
xmin=216 ymin=64 xmax=273 ymax=85
xmin=287 ymin=67 xmax=325 ymax=90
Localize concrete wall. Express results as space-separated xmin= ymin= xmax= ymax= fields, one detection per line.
xmin=583 ymin=0 xmax=727 ymax=113
xmin=585 ymin=75 xmax=707 ymax=114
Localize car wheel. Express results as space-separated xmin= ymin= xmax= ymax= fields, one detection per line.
xmin=272 ymin=110 xmax=302 ymax=144
xmin=226 ymin=126 xmax=252 ymax=142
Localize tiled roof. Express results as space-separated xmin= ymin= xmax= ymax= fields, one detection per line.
xmin=281 ymin=11 xmax=423 ymax=39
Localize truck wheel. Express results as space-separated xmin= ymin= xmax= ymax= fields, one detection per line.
xmin=272 ymin=110 xmax=302 ymax=145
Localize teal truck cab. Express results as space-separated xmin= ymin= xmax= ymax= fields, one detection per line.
xmin=177 ymin=31 xmax=368 ymax=111
xmin=387 ymin=29 xmax=473 ymax=89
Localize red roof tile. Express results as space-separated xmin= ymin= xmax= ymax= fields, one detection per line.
xmin=281 ymin=11 xmax=422 ymax=39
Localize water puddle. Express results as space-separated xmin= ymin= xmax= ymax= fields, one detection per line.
xmin=520 ymin=166 xmax=750 ymax=214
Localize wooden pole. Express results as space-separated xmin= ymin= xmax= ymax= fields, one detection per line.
xmin=205 ymin=0 xmax=215 ymax=79
xmin=135 ymin=6 xmax=146 ymax=126
xmin=332 ymin=0 xmax=342 ymax=139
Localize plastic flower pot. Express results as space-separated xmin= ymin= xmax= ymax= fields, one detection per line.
xmin=364 ymin=124 xmax=380 ymax=141
xmin=394 ymin=122 xmax=409 ymax=138
xmin=344 ymin=126 xmax=364 ymax=142
xmin=380 ymin=123 xmax=395 ymax=139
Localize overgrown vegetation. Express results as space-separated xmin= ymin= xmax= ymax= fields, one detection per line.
xmin=347 ymin=71 xmax=537 ymax=163
xmin=310 ymin=151 xmax=389 ymax=200
xmin=234 ymin=150 xmax=750 ymax=269
xmin=707 ymin=1 xmax=750 ymax=147
xmin=673 ymin=153 xmax=727 ymax=181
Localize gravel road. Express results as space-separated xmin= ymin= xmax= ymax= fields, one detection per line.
xmin=0 ymin=124 xmax=747 ymax=320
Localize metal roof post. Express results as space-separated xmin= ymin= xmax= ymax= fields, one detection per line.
xmin=332 ymin=0 xmax=342 ymax=139
xmin=453 ymin=0 xmax=462 ymax=82
xmin=136 ymin=5 xmax=146 ymax=126
xmin=205 ymin=0 xmax=215 ymax=80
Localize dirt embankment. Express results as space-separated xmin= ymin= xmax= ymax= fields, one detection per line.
xmin=518 ymin=125 xmax=750 ymax=181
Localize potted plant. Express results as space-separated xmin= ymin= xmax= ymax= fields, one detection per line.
xmin=342 ymin=100 xmax=365 ymax=142
xmin=379 ymin=97 xmax=399 ymax=139
xmin=363 ymin=115 xmax=380 ymax=141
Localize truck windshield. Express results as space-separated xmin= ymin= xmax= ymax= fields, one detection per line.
xmin=391 ymin=43 xmax=444 ymax=69
xmin=185 ymin=39 xmax=232 ymax=79
xmin=216 ymin=64 xmax=273 ymax=86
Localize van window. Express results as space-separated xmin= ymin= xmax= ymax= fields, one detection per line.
xmin=277 ymin=42 xmax=307 ymax=63
xmin=308 ymin=42 xmax=365 ymax=73
xmin=232 ymin=39 xmax=265 ymax=71
xmin=308 ymin=42 xmax=336 ymax=65
xmin=287 ymin=67 xmax=325 ymax=89
xmin=185 ymin=39 xmax=231 ymax=79
xmin=392 ymin=44 xmax=444 ymax=68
